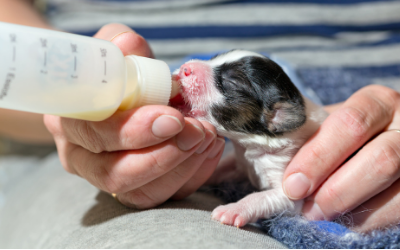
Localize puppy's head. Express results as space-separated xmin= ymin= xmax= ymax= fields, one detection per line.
xmin=170 ymin=50 xmax=306 ymax=137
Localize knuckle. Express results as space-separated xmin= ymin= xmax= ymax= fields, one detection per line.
xmin=43 ymin=115 xmax=61 ymax=135
xmin=77 ymin=122 xmax=107 ymax=153
xmin=337 ymin=107 xmax=370 ymax=140
xmin=102 ymin=179 xmax=121 ymax=194
xmin=148 ymin=153 xmax=170 ymax=175
xmin=57 ymin=141 xmax=79 ymax=175
xmin=363 ymin=85 xmax=400 ymax=112
xmin=324 ymin=185 xmax=347 ymax=214
xmin=127 ymin=189 xmax=159 ymax=209
xmin=381 ymin=87 xmax=400 ymax=103
xmin=61 ymin=163 xmax=75 ymax=175
xmin=93 ymin=166 xmax=122 ymax=194
xmin=308 ymin=142 xmax=328 ymax=167
xmin=120 ymin=128 xmax=140 ymax=149
xmin=371 ymin=142 xmax=400 ymax=181
xmin=365 ymin=85 xmax=400 ymax=101
xmin=363 ymin=85 xmax=400 ymax=114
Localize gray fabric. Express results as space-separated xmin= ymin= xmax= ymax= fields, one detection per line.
xmin=0 ymin=152 xmax=286 ymax=248
xmin=0 ymin=137 xmax=56 ymax=157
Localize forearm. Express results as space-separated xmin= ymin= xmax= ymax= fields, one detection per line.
xmin=0 ymin=109 xmax=54 ymax=144
xmin=0 ymin=0 xmax=55 ymax=144
xmin=0 ymin=0 xmax=53 ymax=29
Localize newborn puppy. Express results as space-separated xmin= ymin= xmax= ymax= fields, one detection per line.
xmin=170 ymin=50 xmax=328 ymax=227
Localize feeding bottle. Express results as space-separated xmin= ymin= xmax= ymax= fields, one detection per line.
xmin=0 ymin=22 xmax=173 ymax=121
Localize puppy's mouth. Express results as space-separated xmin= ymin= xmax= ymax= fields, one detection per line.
xmin=169 ymin=75 xmax=193 ymax=117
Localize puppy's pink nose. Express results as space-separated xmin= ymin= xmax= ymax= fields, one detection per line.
xmin=184 ymin=67 xmax=191 ymax=76
xmin=181 ymin=64 xmax=192 ymax=77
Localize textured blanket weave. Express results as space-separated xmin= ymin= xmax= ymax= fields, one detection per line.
xmin=208 ymin=182 xmax=400 ymax=249
xmin=263 ymin=216 xmax=400 ymax=249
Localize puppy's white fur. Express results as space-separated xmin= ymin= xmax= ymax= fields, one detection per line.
xmin=175 ymin=50 xmax=328 ymax=227
xmin=211 ymin=98 xmax=327 ymax=227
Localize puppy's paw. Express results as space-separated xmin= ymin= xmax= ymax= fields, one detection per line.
xmin=211 ymin=203 xmax=252 ymax=227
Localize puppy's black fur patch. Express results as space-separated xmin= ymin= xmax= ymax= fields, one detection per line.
xmin=211 ymin=55 xmax=306 ymax=137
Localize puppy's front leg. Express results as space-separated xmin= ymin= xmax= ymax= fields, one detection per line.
xmin=211 ymin=188 xmax=303 ymax=227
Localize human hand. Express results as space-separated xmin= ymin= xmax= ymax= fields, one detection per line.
xmin=283 ymin=85 xmax=400 ymax=232
xmin=44 ymin=23 xmax=225 ymax=209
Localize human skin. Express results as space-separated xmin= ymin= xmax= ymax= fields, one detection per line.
xmin=44 ymin=23 xmax=226 ymax=208
xmin=0 ymin=0 xmax=225 ymax=207
xmin=2 ymin=0 xmax=400 ymax=232
xmin=0 ymin=0 xmax=54 ymax=143
xmin=283 ymin=86 xmax=400 ymax=232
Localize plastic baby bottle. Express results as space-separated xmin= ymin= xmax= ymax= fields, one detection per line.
xmin=0 ymin=22 xmax=173 ymax=121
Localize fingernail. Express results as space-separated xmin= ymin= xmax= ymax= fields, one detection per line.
xmin=302 ymin=200 xmax=325 ymax=221
xmin=207 ymin=137 xmax=225 ymax=159
xmin=176 ymin=124 xmax=205 ymax=151
xmin=196 ymin=130 xmax=216 ymax=154
xmin=152 ymin=115 xmax=183 ymax=138
xmin=283 ymin=173 xmax=311 ymax=199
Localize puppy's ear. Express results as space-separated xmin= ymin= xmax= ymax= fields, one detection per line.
xmin=263 ymin=101 xmax=306 ymax=134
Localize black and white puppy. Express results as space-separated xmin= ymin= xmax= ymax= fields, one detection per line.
xmin=170 ymin=50 xmax=328 ymax=227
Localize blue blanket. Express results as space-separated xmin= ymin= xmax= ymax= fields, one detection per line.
xmin=208 ymin=181 xmax=400 ymax=249
xmin=265 ymin=215 xmax=400 ymax=249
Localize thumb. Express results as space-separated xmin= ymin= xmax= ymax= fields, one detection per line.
xmin=93 ymin=23 xmax=154 ymax=58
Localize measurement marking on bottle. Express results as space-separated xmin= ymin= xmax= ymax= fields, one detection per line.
xmin=71 ymin=44 xmax=77 ymax=53
xmin=44 ymin=51 xmax=47 ymax=67
xmin=70 ymin=44 xmax=78 ymax=78
xmin=10 ymin=34 xmax=16 ymax=43
xmin=40 ymin=38 xmax=47 ymax=48
xmin=40 ymin=38 xmax=48 ymax=74
xmin=0 ymin=73 xmax=15 ymax=100
xmin=100 ymin=48 xmax=107 ymax=57
xmin=10 ymin=34 xmax=17 ymax=63
xmin=71 ymin=57 xmax=78 ymax=78
xmin=101 ymin=48 xmax=108 ymax=83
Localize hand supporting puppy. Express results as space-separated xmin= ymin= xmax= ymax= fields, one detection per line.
xmin=283 ymin=85 xmax=400 ymax=232
xmin=44 ymin=23 xmax=225 ymax=209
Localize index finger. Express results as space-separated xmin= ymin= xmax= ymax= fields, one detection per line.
xmin=94 ymin=23 xmax=154 ymax=58
xmin=45 ymin=105 xmax=185 ymax=153
xmin=283 ymin=85 xmax=399 ymax=200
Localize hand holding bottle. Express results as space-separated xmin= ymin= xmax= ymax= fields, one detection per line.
xmin=44 ymin=23 xmax=225 ymax=208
